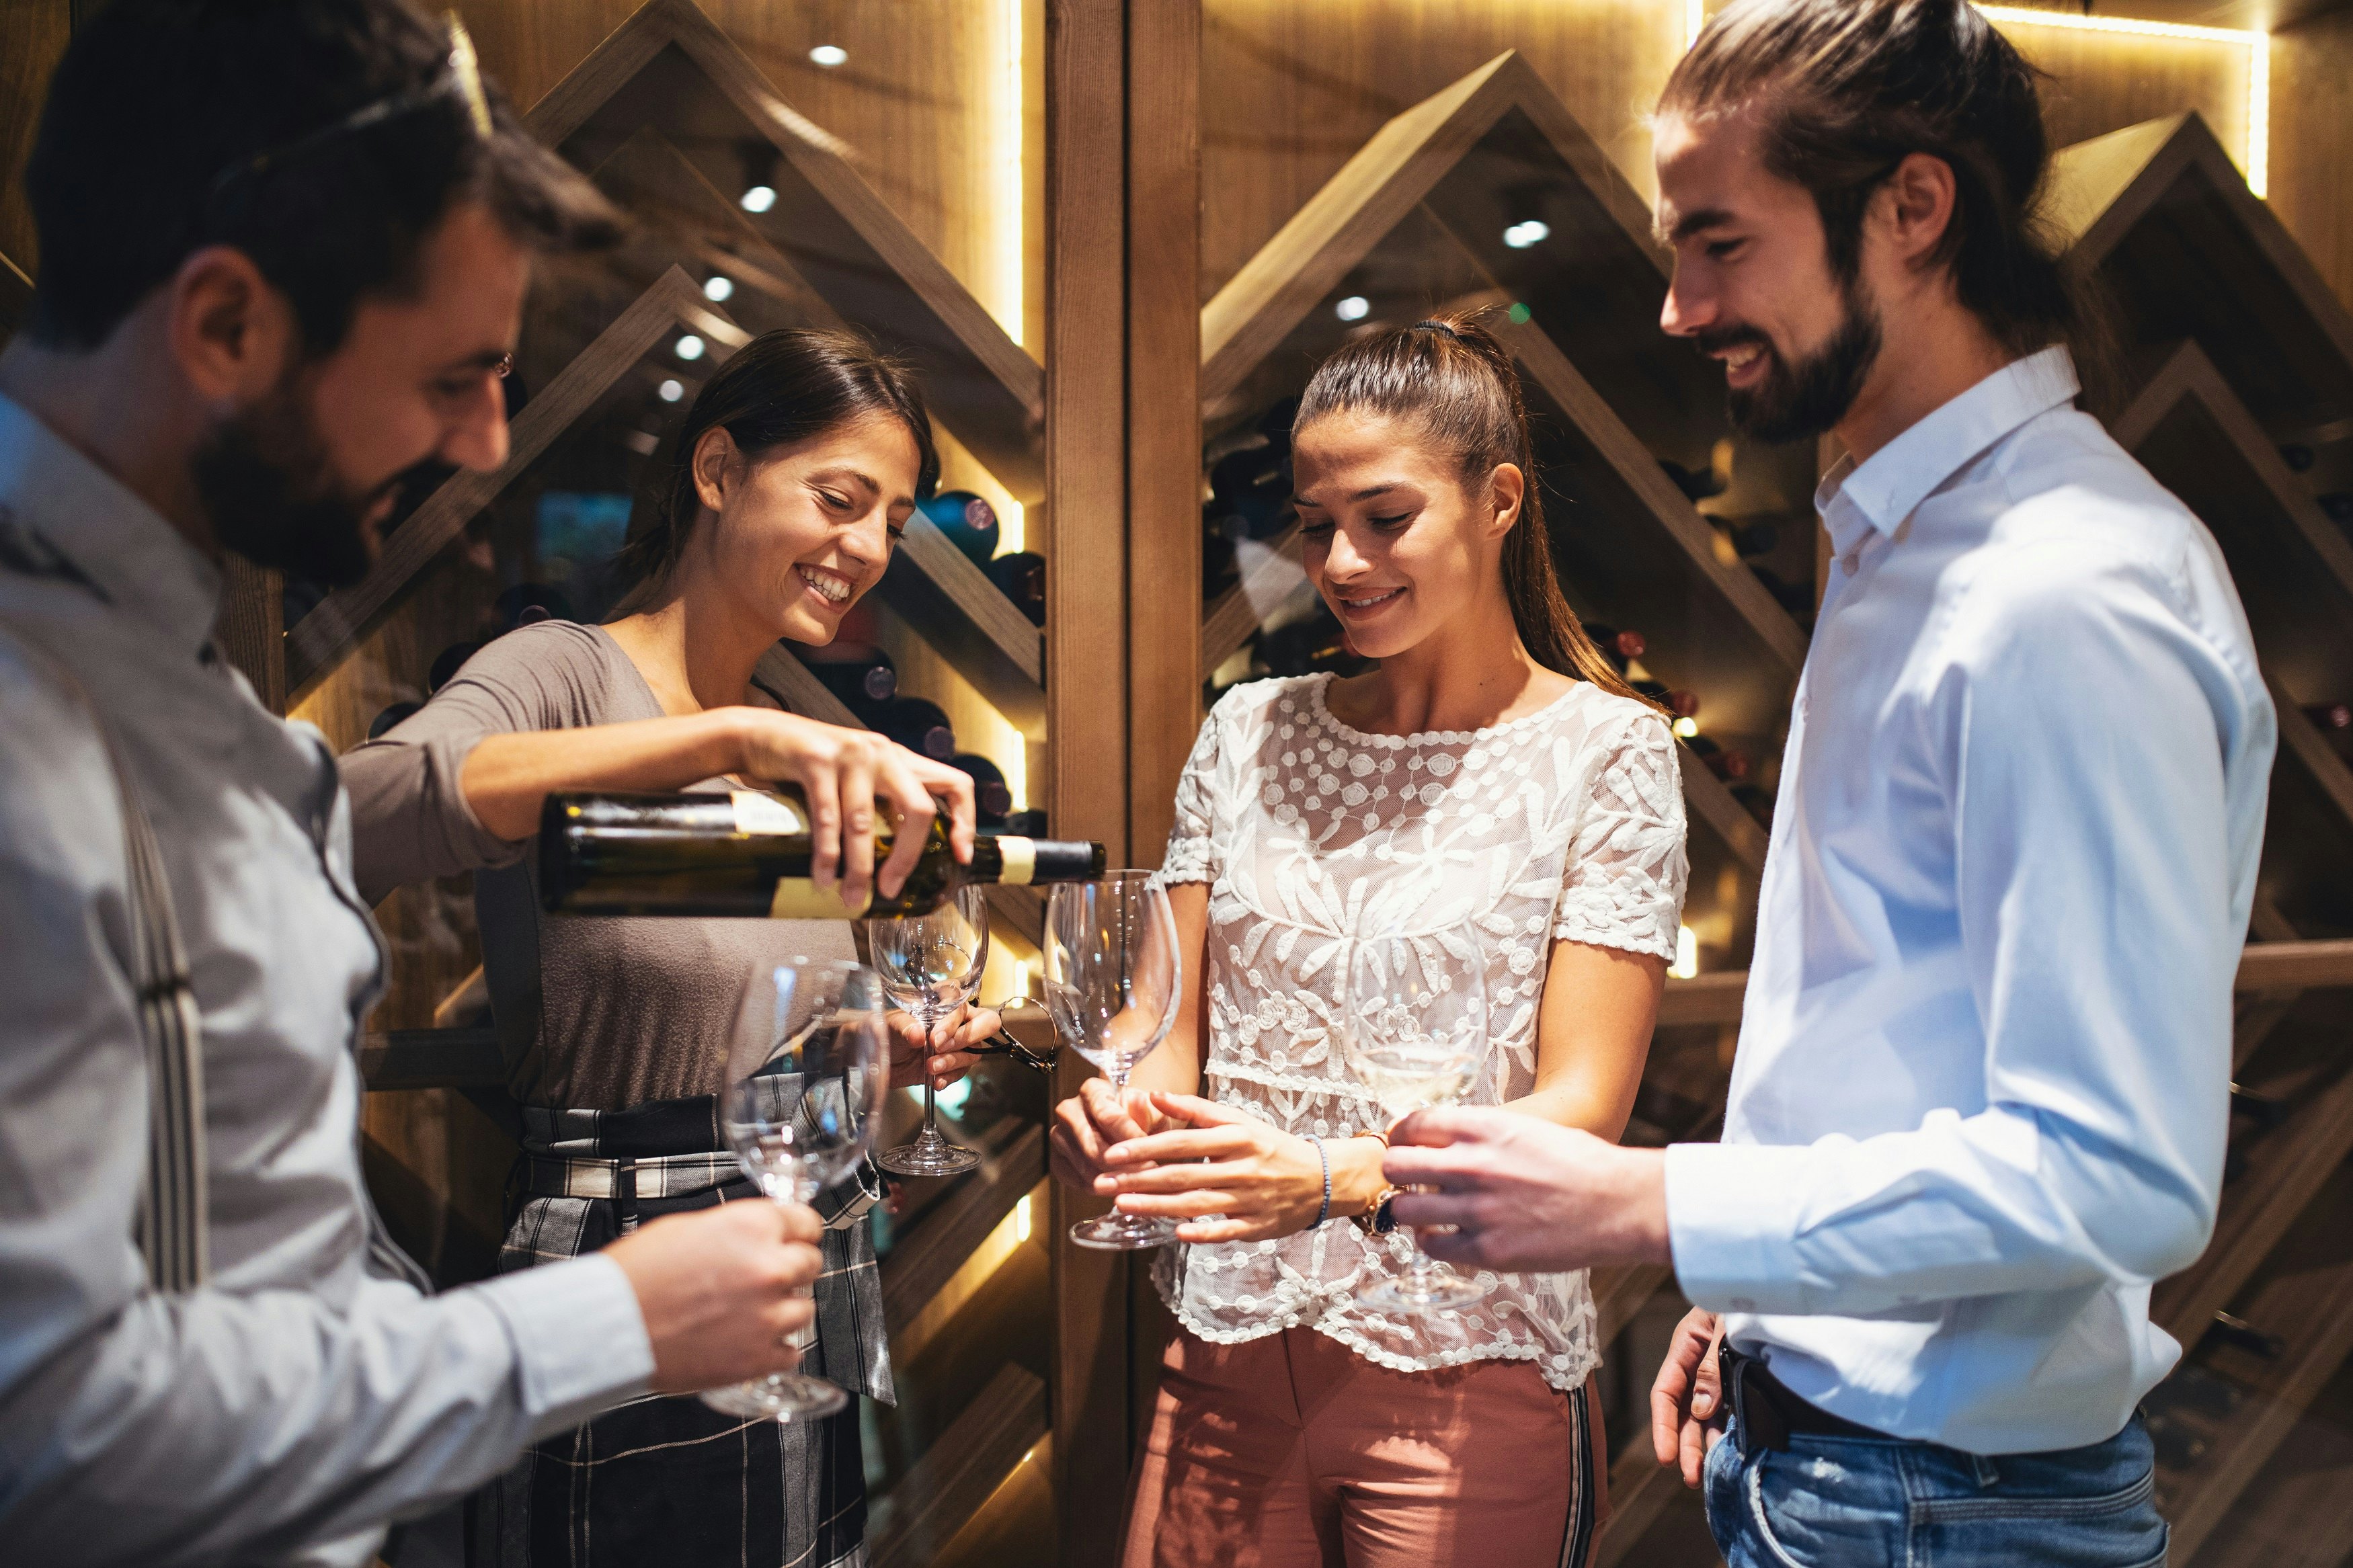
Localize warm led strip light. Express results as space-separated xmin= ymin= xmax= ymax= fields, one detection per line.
xmin=1973 ymin=5 xmax=2269 ymax=198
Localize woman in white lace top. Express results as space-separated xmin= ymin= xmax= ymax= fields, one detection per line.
xmin=1051 ymin=313 xmax=1689 ymax=1567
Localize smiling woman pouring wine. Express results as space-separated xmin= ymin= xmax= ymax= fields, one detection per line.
xmin=342 ymin=327 xmax=1000 ymax=1568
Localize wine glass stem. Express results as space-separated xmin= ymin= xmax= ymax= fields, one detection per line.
xmin=918 ymin=1005 xmax=941 ymax=1134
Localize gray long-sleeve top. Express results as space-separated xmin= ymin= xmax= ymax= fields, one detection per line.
xmin=340 ymin=620 xmax=856 ymax=1108
xmin=0 ymin=394 xmax=652 ymax=1568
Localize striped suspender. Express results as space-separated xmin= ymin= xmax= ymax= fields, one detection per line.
xmin=2 ymin=625 xmax=208 ymax=1290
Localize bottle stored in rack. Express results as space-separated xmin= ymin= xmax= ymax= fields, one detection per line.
xmin=920 ymin=490 xmax=1000 ymax=565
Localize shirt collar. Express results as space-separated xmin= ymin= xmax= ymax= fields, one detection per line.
xmin=1814 ymin=345 xmax=2081 ymax=563
xmin=0 ymin=390 xmax=223 ymax=657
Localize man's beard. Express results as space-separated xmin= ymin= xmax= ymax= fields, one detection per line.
xmin=1702 ymin=280 xmax=1884 ymax=445
xmin=190 ymin=376 xmax=398 ymax=589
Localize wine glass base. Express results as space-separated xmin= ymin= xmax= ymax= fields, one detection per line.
xmin=1357 ymin=1273 xmax=1493 ymax=1314
xmin=878 ymin=1139 xmax=983 ymax=1178
xmin=1070 ymin=1213 xmax=1180 ymax=1251
xmin=699 ymin=1372 xmax=848 ymax=1421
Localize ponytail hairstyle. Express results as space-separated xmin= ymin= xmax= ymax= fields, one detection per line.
xmin=1292 ymin=310 xmax=1654 ymax=709
xmin=609 ymin=325 xmax=941 ymax=614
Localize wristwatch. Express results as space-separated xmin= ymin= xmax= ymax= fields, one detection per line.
xmin=1353 ymin=1185 xmax=1402 ymax=1236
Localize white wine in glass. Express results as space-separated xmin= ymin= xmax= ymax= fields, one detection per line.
xmin=701 ymin=958 xmax=889 ymax=1421
xmin=1347 ymin=931 xmax=1494 ymax=1314
xmin=1045 ymin=872 xmax=1184 ymax=1251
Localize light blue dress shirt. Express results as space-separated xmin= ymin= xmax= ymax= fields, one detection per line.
xmin=1662 ymin=348 xmax=2276 ymax=1454
xmin=0 ymin=393 xmax=654 ymax=1566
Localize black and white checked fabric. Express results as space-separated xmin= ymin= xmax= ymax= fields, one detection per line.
xmin=478 ymin=1089 xmax=891 ymax=1567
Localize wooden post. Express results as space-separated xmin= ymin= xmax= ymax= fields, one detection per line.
xmin=1045 ymin=0 xmax=1135 ymax=1561
xmin=1126 ymin=0 xmax=1201 ymax=864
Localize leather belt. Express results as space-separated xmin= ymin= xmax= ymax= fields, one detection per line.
xmin=1720 ymin=1342 xmax=1892 ymax=1454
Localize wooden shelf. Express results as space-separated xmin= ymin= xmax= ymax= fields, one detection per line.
xmin=285 ymin=265 xmax=744 ymax=700
xmin=1200 ymin=50 xmax=1716 ymax=468
xmin=528 ymin=0 xmax=1043 ymax=501
xmin=869 ymin=1360 xmax=1049 ymax=1568
xmin=2156 ymin=1158 xmax=2353 ymax=1561
xmin=879 ymin=1124 xmax=1047 ymax=1336
xmin=2051 ymin=112 xmax=2353 ymax=434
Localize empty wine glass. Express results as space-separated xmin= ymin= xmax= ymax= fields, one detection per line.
xmin=702 ymin=956 xmax=891 ymax=1421
xmin=1345 ymin=930 xmax=1494 ymax=1313
xmin=1045 ymin=872 xmax=1183 ymax=1251
xmin=868 ymin=882 xmax=990 ymax=1178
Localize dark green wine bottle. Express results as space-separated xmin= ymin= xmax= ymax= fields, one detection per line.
xmin=538 ymin=788 xmax=1106 ymax=920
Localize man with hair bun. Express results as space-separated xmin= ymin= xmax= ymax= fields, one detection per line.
xmin=1384 ymin=1 xmax=2275 ymax=1561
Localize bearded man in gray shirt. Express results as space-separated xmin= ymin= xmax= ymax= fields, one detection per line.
xmin=0 ymin=5 xmax=967 ymax=1563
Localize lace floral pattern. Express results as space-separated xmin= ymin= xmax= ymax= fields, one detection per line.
xmin=1149 ymin=673 xmax=1689 ymax=1389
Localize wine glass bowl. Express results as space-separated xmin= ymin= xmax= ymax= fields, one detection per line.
xmin=868 ymin=883 xmax=990 ymax=1178
xmin=1347 ymin=932 xmax=1494 ymax=1314
xmin=1047 ymin=872 xmax=1184 ymax=1251
xmin=701 ymin=958 xmax=891 ymax=1422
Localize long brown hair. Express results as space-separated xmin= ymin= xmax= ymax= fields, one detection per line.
xmin=1292 ymin=310 xmax=1652 ymax=708
xmin=609 ymin=325 xmax=941 ymax=615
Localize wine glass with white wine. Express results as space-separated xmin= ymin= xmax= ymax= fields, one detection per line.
xmin=702 ymin=957 xmax=891 ymax=1421
xmin=1044 ymin=871 xmax=1184 ymax=1250
xmin=1345 ymin=930 xmax=1494 ymax=1313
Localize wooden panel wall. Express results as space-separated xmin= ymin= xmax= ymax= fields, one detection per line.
xmin=456 ymin=0 xmax=1043 ymax=355
xmin=0 ymin=0 xmax=69 ymax=274
xmin=2275 ymin=9 xmax=2353 ymax=314
xmin=1199 ymin=0 xmax=1684 ymax=302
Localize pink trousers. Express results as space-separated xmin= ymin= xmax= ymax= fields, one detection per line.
xmin=1121 ymin=1325 xmax=1608 ymax=1568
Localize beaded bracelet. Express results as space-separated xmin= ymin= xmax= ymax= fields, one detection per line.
xmin=1306 ymin=1133 xmax=1331 ymax=1228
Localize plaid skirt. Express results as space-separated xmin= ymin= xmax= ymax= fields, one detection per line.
xmin=472 ymin=1094 xmax=892 ymax=1568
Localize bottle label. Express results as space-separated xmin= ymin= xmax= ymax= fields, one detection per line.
xmin=997 ymin=836 xmax=1036 ymax=885
xmin=767 ymin=878 xmax=865 ymax=921
xmin=731 ymin=790 xmax=807 ymax=836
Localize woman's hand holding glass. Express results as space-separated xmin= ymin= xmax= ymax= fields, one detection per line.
xmin=1049 ymin=1077 xmax=1174 ymax=1196
xmin=1044 ymin=873 xmax=1185 ymax=1250
xmin=1101 ymin=1094 xmax=1364 ymax=1243
xmin=885 ymin=1002 xmax=996 ymax=1093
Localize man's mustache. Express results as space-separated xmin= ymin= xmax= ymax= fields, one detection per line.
xmin=1693 ymin=325 xmax=1773 ymax=360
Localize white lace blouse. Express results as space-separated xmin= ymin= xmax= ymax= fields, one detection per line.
xmin=1149 ymin=672 xmax=1690 ymax=1390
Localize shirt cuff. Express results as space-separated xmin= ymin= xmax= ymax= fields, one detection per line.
xmin=1663 ymin=1141 xmax=1825 ymax=1316
xmin=473 ymin=1253 xmax=655 ymax=1436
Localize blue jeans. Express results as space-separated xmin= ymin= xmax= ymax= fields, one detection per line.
xmin=1704 ymin=1408 xmax=2169 ymax=1567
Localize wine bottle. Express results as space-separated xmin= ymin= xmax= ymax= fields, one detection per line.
xmin=2307 ymin=701 xmax=2353 ymax=733
xmin=1658 ymin=457 xmax=1725 ymax=503
xmin=2319 ymin=492 xmax=2353 ymax=526
xmin=875 ymin=696 xmax=957 ymax=761
xmin=951 ymin=752 xmax=1015 ymax=824
xmin=2280 ymin=442 xmax=2317 ymax=472
xmin=1209 ymin=444 xmax=1292 ymax=537
xmin=428 ymin=640 xmax=481 ymax=694
xmin=539 ymin=788 xmax=1105 ymax=920
xmin=802 ymin=646 xmax=898 ymax=710
xmin=920 ymin=490 xmax=1000 ymax=565
xmin=1581 ymin=623 xmax=1645 ymax=675
xmin=368 ymin=700 xmax=422 ymax=741
xmin=984 ymin=551 xmax=1047 ymax=627
xmin=494 ymin=581 xmax=573 ymax=633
